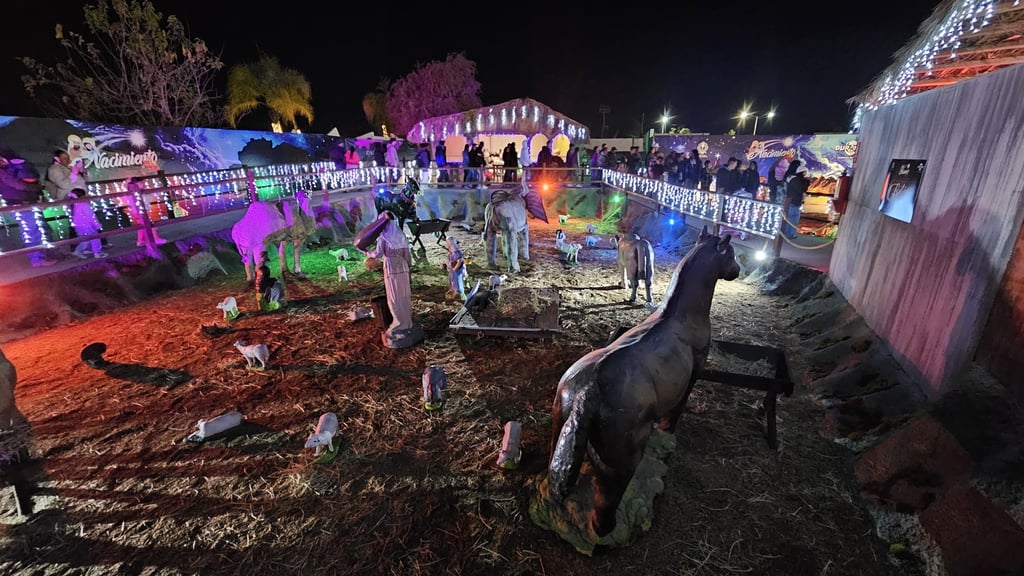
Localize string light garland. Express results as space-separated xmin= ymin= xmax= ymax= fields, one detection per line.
xmin=852 ymin=0 xmax=996 ymax=131
xmin=602 ymin=171 xmax=782 ymax=237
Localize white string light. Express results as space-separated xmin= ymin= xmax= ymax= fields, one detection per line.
xmin=852 ymin=0 xmax=996 ymax=131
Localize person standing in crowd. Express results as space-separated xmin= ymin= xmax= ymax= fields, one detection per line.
xmin=344 ymin=146 xmax=360 ymax=170
xmin=782 ymin=162 xmax=809 ymax=238
xmin=626 ymin=146 xmax=642 ymax=175
xmin=699 ymin=160 xmax=713 ymax=190
xmin=66 ymin=188 xmax=107 ymax=259
xmin=373 ymin=141 xmax=386 ymax=167
xmin=45 ymin=149 xmax=85 ymax=202
xmin=470 ymin=142 xmax=485 ymax=183
xmin=435 ymin=140 xmax=449 ymax=183
xmin=462 ymin=144 xmax=472 ymax=184
xmin=682 ymin=149 xmax=702 ymax=189
xmin=664 ymin=151 xmax=679 ymax=185
xmin=414 ymin=143 xmax=431 ymax=183
xmin=565 ymin=144 xmax=579 ymax=182
xmin=767 ymin=155 xmax=792 ymax=203
xmin=386 ymin=137 xmax=401 ymax=168
xmin=715 ymin=157 xmax=740 ymax=194
xmin=0 ymin=153 xmax=57 ymax=267
xmin=502 ymin=142 xmax=518 ymax=182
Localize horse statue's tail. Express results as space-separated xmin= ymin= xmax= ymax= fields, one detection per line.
xmin=640 ymin=238 xmax=655 ymax=281
xmin=484 ymin=201 xmax=495 ymax=234
xmin=549 ymin=381 xmax=600 ymax=502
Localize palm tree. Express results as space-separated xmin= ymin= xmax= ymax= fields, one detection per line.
xmin=225 ymin=56 xmax=313 ymax=131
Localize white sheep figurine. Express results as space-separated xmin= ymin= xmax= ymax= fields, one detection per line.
xmin=585 ymin=223 xmax=598 ymax=235
xmin=496 ymin=421 xmax=522 ymax=470
xmin=304 ymin=412 xmax=339 ymax=457
xmin=186 ymin=411 xmax=244 ymax=443
xmin=338 ymin=265 xmax=348 ymax=281
xmin=585 ymin=235 xmax=599 ymax=248
xmin=488 ymin=274 xmax=508 ymax=292
xmin=329 ymin=248 xmax=349 ymax=261
xmin=234 ymin=340 xmax=269 ymax=370
xmin=216 ymin=297 xmax=240 ymax=320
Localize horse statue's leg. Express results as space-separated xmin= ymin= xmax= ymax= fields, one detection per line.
xmin=628 ymin=269 xmax=639 ymax=303
xmin=291 ymin=238 xmax=306 ymax=278
xmin=590 ymin=424 xmax=650 ymax=537
xmin=521 ymin=225 xmax=530 ymax=261
xmin=486 ymin=230 xmax=499 ymax=269
xmin=505 ymin=226 xmax=520 ymax=274
xmin=278 ymin=240 xmax=289 ymax=276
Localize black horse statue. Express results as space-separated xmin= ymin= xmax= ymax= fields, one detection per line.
xmin=545 ymin=226 xmax=740 ymax=536
xmin=374 ymin=178 xmax=420 ymax=231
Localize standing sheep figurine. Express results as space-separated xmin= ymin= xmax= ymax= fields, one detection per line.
xmin=423 ymin=365 xmax=447 ymax=411
xmin=496 ymin=421 xmax=522 ymax=470
xmin=234 ymin=341 xmax=270 ymax=370
xmin=304 ymin=412 xmax=339 ymax=457
xmin=216 ymin=297 xmax=240 ymax=320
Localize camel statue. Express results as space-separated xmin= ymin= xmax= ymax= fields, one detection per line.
xmin=231 ymin=190 xmax=317 ymax=282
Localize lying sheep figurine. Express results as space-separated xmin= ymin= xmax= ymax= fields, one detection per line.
xmin=186 ymin=411 xmax=243 ymax=443
xmin=304 ymin=412 xmax=339 ymax=457
xmin=585 ymin=235 xmax=599 ymax=248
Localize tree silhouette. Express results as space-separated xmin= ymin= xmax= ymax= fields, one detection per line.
xmin=20 ymin=0 xmax=223 ymax=127
xmin=385 ymin=53 xmax=482 ymax=137
xmin=225 ymin=56 xmax=314 ymax=132
xmin=362 ymin=78 xmax=392 ymax=135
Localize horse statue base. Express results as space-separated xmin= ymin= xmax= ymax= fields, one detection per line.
xmin=381 ymin=323 xmax=425 ymax=349
xmin=529 ymin=429 xmax=676 ymax=555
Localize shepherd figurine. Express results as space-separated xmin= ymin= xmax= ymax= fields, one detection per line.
xmin=497 ymin=421 xmax=522 ymax=470
xmin=445 ymin=237 xmax=468 ymax=300
xmin=423 ymin=365 xmax=447 ymax=411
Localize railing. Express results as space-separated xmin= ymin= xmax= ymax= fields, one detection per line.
xmin=601 ymin=171 xmax=783 ymax=242
xmin=0 ymin=164 xmax=405 ymax=259
xmin=0 ymin=160 xmax=785 ymax=262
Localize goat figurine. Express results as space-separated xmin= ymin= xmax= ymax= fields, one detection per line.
xmin=234 ymin=340 xmax=270 ymax=370
xmin=216 ymin=297 xmax=240 ymax=320
xmin=423 ymin=365 xmax=448 ymax=411
xmin=304 ymin=412 xmax=339 ymax=457
xmin=329 ymin=248 xmax=350 ymax=261
xmin=186 ymin=411 xmax=243 ymax=443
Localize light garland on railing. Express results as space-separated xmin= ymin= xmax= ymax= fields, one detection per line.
xmin=602 ymin=171 xmax=782 ymax=237
xmin=852 ymin=0 xmax=995 ymax=131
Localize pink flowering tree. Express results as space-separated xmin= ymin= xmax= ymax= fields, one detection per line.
xmin=385 ymin=53 xmax=482 ymax=137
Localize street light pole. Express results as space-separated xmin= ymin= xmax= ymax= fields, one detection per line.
xmin=752 ymin=115 xmax=759 ymax=136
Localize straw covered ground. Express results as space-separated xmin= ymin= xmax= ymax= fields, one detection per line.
xmin=0 ymin=217 xmax=902 ymax=575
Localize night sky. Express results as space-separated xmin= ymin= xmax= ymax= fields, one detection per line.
xmin=0 ymin=1 xmax=939 ymax=137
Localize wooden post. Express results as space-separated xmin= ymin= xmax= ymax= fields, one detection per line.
xmin=244 ymin=165 xmax=258 ymax=204
xmin=772 ymin=232 xmax=784 ymax=258
xmin=711 ymin=195 xmax=724 ymax=236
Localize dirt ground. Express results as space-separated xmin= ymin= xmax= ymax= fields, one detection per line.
xmin=0 ymin=216 xmax=900 ymax=576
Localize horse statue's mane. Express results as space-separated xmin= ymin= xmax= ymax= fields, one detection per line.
xmin=658 ymin=234 xmax=723 ymax=319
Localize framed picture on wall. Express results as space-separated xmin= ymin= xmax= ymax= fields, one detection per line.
xmin=879 ymin=159 xmax=926 ymax=223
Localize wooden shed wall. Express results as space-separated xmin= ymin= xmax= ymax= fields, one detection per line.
xmin=830 ymin=64 xmax=1024 ymax=397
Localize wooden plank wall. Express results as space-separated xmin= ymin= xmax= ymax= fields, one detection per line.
xmin=977 ymin=222 xmax=1024 ymax=399
xmin=830 ymin=64 xmax=1024 ymax=398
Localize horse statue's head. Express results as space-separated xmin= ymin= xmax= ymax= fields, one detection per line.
xmin=694 ymin=225 xmax=741 ymax=281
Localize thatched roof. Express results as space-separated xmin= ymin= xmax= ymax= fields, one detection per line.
xmin=404 ymin=98 xmax=590 ymax=144
xmin=852 ymin=0 xmax=1024 ymax=113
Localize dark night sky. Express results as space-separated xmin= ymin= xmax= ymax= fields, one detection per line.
xmin=0 ymin=1 xmax=939 ymax=137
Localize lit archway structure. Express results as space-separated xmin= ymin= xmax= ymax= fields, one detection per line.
xmin=405 ymin=97 xmax=590 ymax=166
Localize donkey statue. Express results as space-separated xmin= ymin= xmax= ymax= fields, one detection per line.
xmin=231 ymin=190 xmax=318 ymax=282
xmin=616 ymin=233 xmax=655 ymax=306
xmin=544 ymin=226 xmax=740 ymax=536
xmin=484 ymin=180 xmax=548 ymax=274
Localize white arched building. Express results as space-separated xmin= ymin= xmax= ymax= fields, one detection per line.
xmin=404 ymin=97 xmax=590 ymax=167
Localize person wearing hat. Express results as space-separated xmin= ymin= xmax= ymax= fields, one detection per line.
xmin=0 ymin=154 xmax=58 ymax=267
xmin=782 ymin=161 xmax=810 ymax=238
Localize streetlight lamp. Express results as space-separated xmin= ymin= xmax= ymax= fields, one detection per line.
xmin=737 ymin=109 xmax=777 ymax=136
xmin=659 ymin=109 xmax=673 ymax=133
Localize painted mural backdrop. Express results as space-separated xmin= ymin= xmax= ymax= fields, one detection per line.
xmin=0 ymin=115 xmax=350 ymax=183
xmin=652 ymin=133 xmax=859 ymax=195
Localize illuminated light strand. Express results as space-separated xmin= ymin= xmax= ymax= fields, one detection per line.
xmin=852 ymin=0 xmax=996 ymax=131
xmin=602 ymin=171 xmax=782 ymax=236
